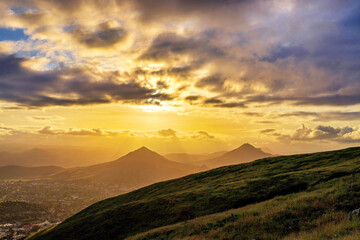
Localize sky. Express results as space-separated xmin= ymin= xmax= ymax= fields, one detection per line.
xmin=0 ymin=0 xmax=359 ymax=155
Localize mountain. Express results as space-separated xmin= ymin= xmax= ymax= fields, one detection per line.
xmin=202 ymin=143 xmax=273 ymax=168
xmin=0 ymin=165 xmax=64 ymax=180
xmin=0 ymin=148 xmax=59 ymax=167
xmin=52 ymin=147 xmax=201 ymax=188
xmin=0 ymin=148 xmax=114 ymax=168
xmin=165 ymin=151 xmax=226 ymax=165
xmin=28 ymin=147 xmax=360 ymax=240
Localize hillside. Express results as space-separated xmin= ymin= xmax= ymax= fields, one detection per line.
xmin=0 ymin=165 xmax=64 ymax=180
xmin=29 ymin=147 xmax=360 ymax=240
xmin=51 ymin=147 xmax=200 ymax=188
xmin=202 ymin=143 xmax=273 ymax=168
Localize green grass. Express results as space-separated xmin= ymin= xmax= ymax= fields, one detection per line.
xmin=128 ymin=174 xmax=360 ymax=240
xmin=29 ymin=147 xmax=360 ymax=240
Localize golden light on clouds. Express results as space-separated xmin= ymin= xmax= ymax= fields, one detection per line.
xmin=0 ymin=0 xmax=359 ymax=155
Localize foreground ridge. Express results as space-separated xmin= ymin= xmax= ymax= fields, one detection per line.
xmin=29 ymin=147 xmax=360 ymax=240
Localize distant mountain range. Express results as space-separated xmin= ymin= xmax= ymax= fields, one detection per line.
xmin=52 ymin=147 xmax=202 ymax=188
xmin=0 ymin=144 xmax=274 ymax=187
xmin=167 ymin=143 xmax=273 ymax=168
xmin=0 ymin=165 xmax=64 ymax=180
xmin=0 ymin=148 xmax=114 ymax=168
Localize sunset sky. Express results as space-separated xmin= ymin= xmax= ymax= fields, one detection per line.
xmin=0 ymin=0 xmax=359 ymax=155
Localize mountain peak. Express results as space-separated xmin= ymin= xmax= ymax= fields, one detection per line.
xmin=124 ymin=146 xmax=159 ymax=159
xmin=238 ymin=143 xmax=256 ymax=150
xmin=135 ymin=146 xmax=152 ymax=153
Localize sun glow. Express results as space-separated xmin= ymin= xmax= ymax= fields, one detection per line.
xmin=139 ymin=104 xmax=175 ymax=113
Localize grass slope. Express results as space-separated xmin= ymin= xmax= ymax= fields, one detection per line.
xmin=29 ymin=147 xmax=360 ymax=240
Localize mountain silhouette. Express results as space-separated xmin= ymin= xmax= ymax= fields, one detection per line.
xmin=53 ymin=147 xmax=200 ymax=188
xmin=202 ymin=143 xmax=273 ymax=168
xmin=0 ymin=147 xmax=113 ymax=167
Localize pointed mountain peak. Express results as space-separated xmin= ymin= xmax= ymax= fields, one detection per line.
xmin=237 ymin=143 xmax=256 ymax=150
xmin=135 ymin=146 xmax=152 ymax=153
xmin=124 ymin=146 xmax=159 ymax=158
xmin=225 ymin=143 xmax=265 ymax=156
xmin=113 ymin=146 xmax=169 ymax=164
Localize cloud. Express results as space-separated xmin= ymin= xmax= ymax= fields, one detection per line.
xmin=38 ymin=126 xmax=111 ymax=136
xmin=275 ymin=111 xmax=360 ymax=122
xmin=294 ymin=95 xmax=360 ymax=106
xmin=260 ymin=129 xmax=275 ymax=134
xmin=203 ymin=98 xmax=223 ymax=104
xmin=69 ymin=21 xmax=128 ymax=49
xmin=203 ymin=98 xmax=245 ymax=108
xmin=261 ymin=44 xmax=308 ymax=62
xmin=216 ymin=102 xmax=246 ymax=108
xmin=1 ymin=0 xmax=360 ymax=113
xmin=195 ymin=74 xmax=226 ymax=91
xmin=133 ymin=0 xmax=270 ymax=29
xmin=0 ymin=54 xmax=173 ymax=107
xmin=193 ymin=131 xmax=215 ymax=139
xmin=184 ymin=95 xmax=201 ymax=102
xmin=276 ymin=124 xmax=360 ymax=143
xmin=243 ymin=94 xmax=360 ymax=107
xmin=27 ymin=115 xmax=65 ymax=122
xmin=139 ymin=32 xmax=224 ymax=62
xmin=158 ymin=128 xmax=177 ymax=138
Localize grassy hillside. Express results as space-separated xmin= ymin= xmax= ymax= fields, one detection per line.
xmin=129 ymin=171 xmax=360 ymax=240
xmin=29 ymin=147 xmax=360 ymax=240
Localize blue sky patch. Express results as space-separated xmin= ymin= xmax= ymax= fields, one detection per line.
xmin=0 ymin=28 xmax=29 ymax=41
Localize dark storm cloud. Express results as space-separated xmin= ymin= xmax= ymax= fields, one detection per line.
xmin=184 ymin=95 xmax=201 ymax=101
xmin=203 ymin=98 xmax=246 ymax=108
xmin=295 ymin=95 xmax=360 ymax=106
xmin=275 ymin=111 xmax=360 ymax=122
xmin=260 ymin=129 xmax=275 ymax=134
xmin=341 ymin=3 xmax=360 ymax=30
xmin=139 ymin=32 xmax=224 ymax=62
xmin=133 ymin=0 xmax=264 ymax=26
xmin=69 ymin=22 xmax=127 ymax=48
xmin=195 ymin=74 xmax=226 ymax=91
xmin=0 ymin=54 xmax=172 ymax=107
xmin=3 ymin=0 xmax=360 ymax=109
xmin=243 ymin=94 xmax=360 ymax=107
xmin=216 ymin=102 xmax=246 ymax=108
xmin=156 ymin=80 xmax=169 ymax=90
xmin=203 ymin=98 xmax=223 ymax=104
xmin=261 ymin=44 xmax=308 ymax=63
